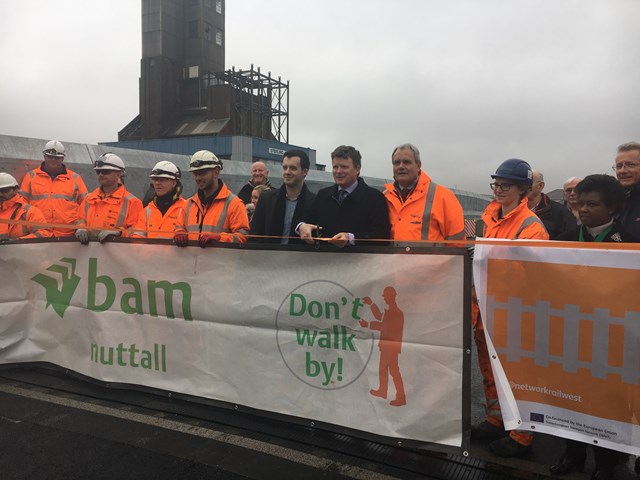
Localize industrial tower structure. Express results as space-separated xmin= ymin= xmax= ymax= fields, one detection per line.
xmin=119 ymin=0 xmax=289 ymax=144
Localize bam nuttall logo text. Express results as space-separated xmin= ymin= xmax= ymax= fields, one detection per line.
xmin=31 ymin=257 xmax=192 ymax=320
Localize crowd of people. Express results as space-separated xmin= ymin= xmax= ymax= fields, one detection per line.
xmin=1 ymin=139 xmax=639 ymax=479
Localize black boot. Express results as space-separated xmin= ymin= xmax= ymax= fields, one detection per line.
xmin=590 ymin=467 xmax=614 ymax=480
xmin=471 ymin=421 xmax=507 ymax=442
xmin=591 ymin=446 xmax=620 ymax=480
xmin=550 ymin=440 xmax=586 ymax=475
xmin=489 ymin=436 xmax=531 ymax=457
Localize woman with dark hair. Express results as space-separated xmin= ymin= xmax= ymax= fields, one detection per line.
xmin=552 ymin=174 xmax=637 ymax=480
xmin=557 ymin=174 xmax=637 ymax=243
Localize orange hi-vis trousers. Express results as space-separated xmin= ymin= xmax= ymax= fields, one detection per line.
xmin=472 ymin=295 xmax=533 ymax=447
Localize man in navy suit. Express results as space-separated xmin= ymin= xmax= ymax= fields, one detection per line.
xmin=297 ymin=145 xmax=390 ymax=247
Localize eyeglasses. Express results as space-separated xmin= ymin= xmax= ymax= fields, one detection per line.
xmin=612 ymin=162 xmax=640 ymax=171
xmin=0 ymin=187 xmax=15 ymax=194
xmin=95 ymin=169 xmax=115 ymax=175
xmin=489 ymin=182 xmax=514 ymax=192
xmin=564 ymin=187 xmax=576 ymax=193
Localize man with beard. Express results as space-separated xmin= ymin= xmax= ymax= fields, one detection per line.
xmin=174 ymin=150 xmax=249 ymax=247
xmin=75 ymin=153 xmax=142 ymax=244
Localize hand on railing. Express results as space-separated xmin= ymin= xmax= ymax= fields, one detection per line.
xmin=199 ymin=233 xmax=221 ymax=248
xmin=75 ymin=229 xmax=89 ymax=245
xmin=174 ymin=232 xmax=189 ymax=247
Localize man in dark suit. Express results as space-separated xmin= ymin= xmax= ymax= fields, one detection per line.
xmin=249 ymin=149 xmax=316 ymax=244
xmin=298 ymin=145 xmax=390 ymax=247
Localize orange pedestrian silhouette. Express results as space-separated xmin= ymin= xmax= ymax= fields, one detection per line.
xmin=359 ymin=286 xmax=406 ymax=406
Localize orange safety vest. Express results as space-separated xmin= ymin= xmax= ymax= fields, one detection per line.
xmin=19 ymin=165 xmax=88 ymax=237
xmin=78 ymin=185 xmax=143 ymax=234
xmin=175 ymin=182 xmax=249 ymax=244
xmin=384 ymin=171 xmax=465 ymax=242
xmin=474 ymin=196 xmax=547 ymax=449
xmin=0 ymin=194 xmax=53 ymax=239
xmin=132 ymin=197 xmax=187 ymax=239
xmin=480 ymin=198 xmax=549 ymax=240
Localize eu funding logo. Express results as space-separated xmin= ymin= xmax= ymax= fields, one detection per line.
xmin=530 ymin=412 xmax=545 ymax=423
xmin=31 ymin=257 xmax=192 ymax=320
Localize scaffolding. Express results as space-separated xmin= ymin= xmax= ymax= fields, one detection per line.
xmin=206 ymin=65 xmax=289 ymax=143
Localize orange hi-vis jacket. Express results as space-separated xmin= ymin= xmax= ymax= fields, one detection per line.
xmin=132 ymin=197 xmax=187 ymax=239
xmin=174 ymin=182 xmax=249 ymax=244
xmin=384 ymin=171 xmax=465 ymax=243
xmin=0 ymin=193 xmax=53 ymax=239
xmin=20 ymin=165 xmax=88 ymax=236
xmin=77 ymin=185 xmax=143 ymax=234
xmin=473 ymin=197 xmax=548 ymax=448
xmin=479 ymin=197 xmax=549 ymax=240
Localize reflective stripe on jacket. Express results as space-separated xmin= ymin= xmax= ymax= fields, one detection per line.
xmin=384 ymin=171 xmax=465 ymax=243
xmin=175 ymin=182 xmax=249 ymax=244
xmin=480 ymin=198 xmax=549 ymax=240
xmin=132 ymin=197 xmax=187 ymax=239
xmin=19 ymin=166 xmax=88 ymax=236
xmin=0 ymin=194 xmax=53 ymax=239
xmin=77 ymin=185 xmax=143 ymax=234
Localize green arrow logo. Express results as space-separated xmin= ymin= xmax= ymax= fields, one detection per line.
xmin=31 ymin=257 xmax=81 ymax=318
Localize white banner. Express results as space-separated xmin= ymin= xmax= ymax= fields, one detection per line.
xmin=473 ymin=241 xmax=640 ymax=455
xmin=0 ymin=242 xmax=468 ymax=448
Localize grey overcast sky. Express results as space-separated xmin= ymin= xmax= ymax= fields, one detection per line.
xmin=0 ymin=0 xmax=638 ymax=193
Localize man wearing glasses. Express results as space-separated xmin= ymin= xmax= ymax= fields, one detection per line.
xmin=75 ymin=153 xmax=143 ymax=244
xmin=613 ymin=141 xmax=640 ymax=238
xmin=19 ymin=140 xmax=88 ymax=237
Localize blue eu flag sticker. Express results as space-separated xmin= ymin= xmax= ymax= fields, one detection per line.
xmin=530 ymin=412 xmax=545 ymax=423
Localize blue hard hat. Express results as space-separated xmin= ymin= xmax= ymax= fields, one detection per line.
xmin=491 ymin=158 xmax=533 ymax=185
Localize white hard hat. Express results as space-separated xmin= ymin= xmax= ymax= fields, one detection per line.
xmin=150 ymin=161 xmax=181 ymax=179
xmin=0 ymin=172 xmax=19 ymax=189
xmin=43 ymin=140 xmax=66 ymax=158
xmin=94 ymin=153 xmax=126 ymax=172
xmin=189 ymin=150 xmax=223 ymax=172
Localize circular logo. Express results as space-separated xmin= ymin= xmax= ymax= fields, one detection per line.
xmin=276 ymin=280 xmax=374 ymax=390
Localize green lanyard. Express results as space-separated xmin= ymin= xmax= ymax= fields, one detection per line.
xmin=578 ymin=224 xmax=613 ymax=242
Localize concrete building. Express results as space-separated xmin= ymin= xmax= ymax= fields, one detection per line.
xmin=0 ymin=134 xmax=489 ymax=218
xmin=118 ymin=0 xmax=289 ymax=150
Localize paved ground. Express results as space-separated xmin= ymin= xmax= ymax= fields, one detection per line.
xmin=0 ymin=347 xmax=635 ymax=480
